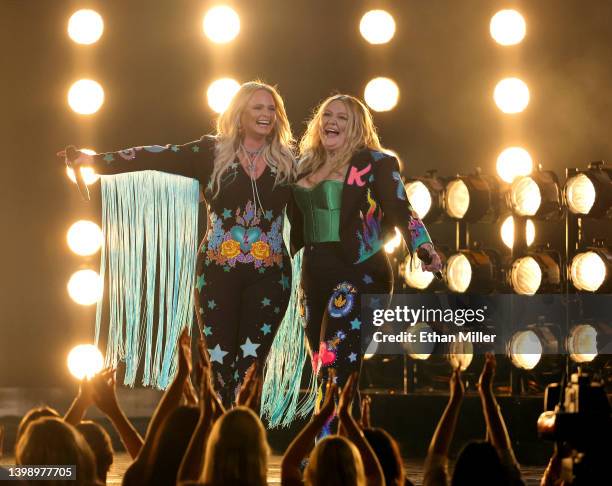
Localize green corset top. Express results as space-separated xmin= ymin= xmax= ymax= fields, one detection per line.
xmin=293 ymin=180 xmax=343 ymax=243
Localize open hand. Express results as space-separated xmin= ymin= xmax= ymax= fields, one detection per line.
xmin=478 ymin=352 xmax=496 ymax=394
xmin=91 ymin=368 xmax=120 ymax=417
xmin=338 ymin=372 xmax=358 ymax=419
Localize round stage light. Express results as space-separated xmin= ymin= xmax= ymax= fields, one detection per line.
xmin=500 ymin=215 xmax=535 ymax=249
xmin=510 ymin=256 xmax=542 ymax=295
xmin=565 ymin=173 xmax=596 ymax=215
xmin=384 ymin=227 xmax=402 ymax=254
xmin=405 ymin=181 xmax=432 ymax=219
xmin=67 ymin=269 xmax=103 ymax=305
xmin=403 ymin=253 xmax=435 ymax=290
xmin=490 ymin=9 xmax=526 ymax=46
xmin=446 ymin=253 xmax=472 ymax=293
xmin=567 ymin=324 xmax=598 ymax=363
xmin=570 ymin=251 xmax=606 ymax=292
xmin=203 ymin=6 xmax=240 ymax=43
xmin=364 ymin=77 xmax=399 ymax=112
xmin=68 ymin=9 xmax=104 ymax=45
xmin=510 ymin=176 xmax=541 ymax=216
xmin=67 ymin=220 xmax=103 ymax=256
xmin=403 ymin=322 xmax=435 ymax=360
xmin=448 ymin=341 xmax=473 ymax=371
xmin=68 ymin=79 xmax=104 ymax=115
xmin=445 ymin=179 xmax=469 ymax=219
xmin=508 ymin=330 xmax=542 ymax=369
xmin=359 ymin=10 xmax=396 ymax=45
xmin=66 ymin=148 xmax=99 ymax=185
xmin=494 ymin=77 xmax=529 ymax=114
xmin=496 ymin=147 xmax=533 ymax=183
xmin=207 ymin=78 xmax=240 ymax=113
xmin=67 ymin=344 xmax=104 ymax=380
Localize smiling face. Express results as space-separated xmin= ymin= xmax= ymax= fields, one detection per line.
xmin=240 ymin=89 xmax=276 ymax=140
xmin=319 ymin=99 xmax=349 ymax=152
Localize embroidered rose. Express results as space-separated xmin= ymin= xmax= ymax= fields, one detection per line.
xmin=220 ymin=239 xmax=241 ymax=259
xmin=250 ymin=241 xmax=270 ymax=260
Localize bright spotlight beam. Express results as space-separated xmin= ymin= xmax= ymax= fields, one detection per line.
xmin=203 ymin=6 xmax=240 ymax=43
xmin=68 ymin=9 xmax=104 ymax=45
xmin=364 ymin=77 xmax=399 ymax=112
xmin=207 ymin=78 xmax=240 ymax=113
xmin=490 ymin=9 xmax=526 ymax=46
xmin=360 ymin=10 xmax=396 ymax=44
xmin=67 ymin=344 xmax=104 ymax=380
xmin=494 ymin=77 xmax=529 ymax=114
xmin=68 ymin=79 xmax=105 ymax=115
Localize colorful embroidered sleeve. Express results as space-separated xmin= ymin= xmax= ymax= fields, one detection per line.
xmin=373 ymin=154 xmax=432 ymax=253
xmin=90 ymin=136 xmax=214 ymax=185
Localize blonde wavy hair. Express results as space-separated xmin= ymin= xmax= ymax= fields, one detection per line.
xmin=201 ymin=407 xmax=269 ymax=486
xmin=210 ymin=81 xmax=295 ymax=197
xmin=304 ymin=435 xmax=366 ymax=486
xmin=298 ymin=94 xmax=385 ymax=178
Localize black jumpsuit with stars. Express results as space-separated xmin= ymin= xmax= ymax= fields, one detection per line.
xmin=91 ymin=136 xmax=291 ymax=405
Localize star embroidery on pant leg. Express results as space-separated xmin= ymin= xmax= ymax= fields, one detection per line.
xmin=363 ymin=274 xmax=374 ymax=285
xmin=191 ymin=145 xmax=200 ymax=153
xmin=279 ymin=274 xmax=289 ymax=290
xmin=273 ymin=306 xmax=280 ymax=314
xmin=103 ymin=153 xmax=115 ymax=162
xmin=240 ymin=337 xmax=260 ymax=357
xmin=196 ymin=274 xmax=206 ymax=291
xmin=208 ymin=344 xmax=228 ymax=364
xmin=258 ymin=267 xmax=266 ymax=274
xmin=222 ymin=208 xmax=232 ymax=219
xmin=261 ymin=297 xmax=271 ymax=307
xmin=264 ymin=210 xmax=273 ymax=221
xmin=171 ymin=145 xmax=180 ymax=152
xmin=350 ymin=318 xmax=361 ymax=330
xmin=261 ymin=323 xmax=272 ymax=335
xmin=203 ymin=325 xmax=212 ymax=336
xmin=369 ymin=297 xmax=381 ymax=309
xmin=208 ymin=299 xmax=217 ymax=310
xmin=223 ymin=266 xmax=231 ymax=272
xmin=348 ymin=352 xmax=357 ymax=362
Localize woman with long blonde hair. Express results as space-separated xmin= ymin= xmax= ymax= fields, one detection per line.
xmin=288 ymin=94 xmax=441 ymax=427
xmin=200 ymin=407 xmax=270 ymax=486
xmin=65 ymin=81 xmax=295 ymax=404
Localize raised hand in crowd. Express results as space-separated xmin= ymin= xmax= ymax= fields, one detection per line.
xmin=236 ymin=362 xmax=263 ymax=413
xmin=281 ymin=369 xmax=339 ymax=486
xmin=64 ymin=376 xmax=95 ymax=426
xmin=338 ymin=373 xmax=384 ymax=486
xmin=89 ymin=368 xmax=144 ymax=460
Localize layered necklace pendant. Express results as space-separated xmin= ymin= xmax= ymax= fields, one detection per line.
xmin=240 ymin=142 xmax=268 ymax=217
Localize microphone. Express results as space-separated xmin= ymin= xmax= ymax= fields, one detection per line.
xmin=416 ymin=246 xmax=443 ymax=281
xmin=64 ymin=145 xmax=90 ymax=201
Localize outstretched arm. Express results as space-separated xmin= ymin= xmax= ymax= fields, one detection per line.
xmin=61 ymin=136 xmax=214 ymax=181
xmin=281 ymin=375 xmax=338 ymax=486
xmin=338 ymin=373 xmax=384 ymax=486
xmin=479 ymin=353 xmax=523 ymax=483
xmin=423 ymin=368 xmax=464 ymax=486
xmin=135 ymin=328 xmax=193 ymax=466
xmin=90 ymin=369 xmax=144 ymax=459
xmin=64 ymin=378 xmax=94 ymax=426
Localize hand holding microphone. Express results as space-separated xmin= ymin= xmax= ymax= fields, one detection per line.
xmin=416 ymin=243 xmax=443 ymax=280
xmin=58 ymin=145 xmax=92 ymax=201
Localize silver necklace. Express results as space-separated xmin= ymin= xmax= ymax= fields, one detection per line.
xmin=240 ymin=143 xmax=267 ymax=216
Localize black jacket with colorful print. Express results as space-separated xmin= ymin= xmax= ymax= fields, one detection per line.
xmin=288 ymin=148 xmax=433 ymax=264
